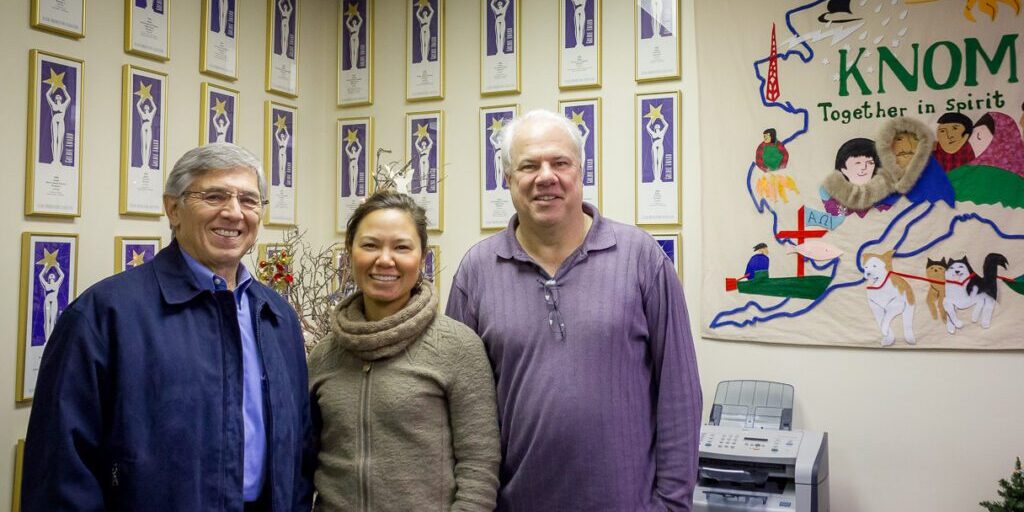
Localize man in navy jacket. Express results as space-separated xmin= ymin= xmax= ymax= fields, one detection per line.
xmin=22 ymin=143 xmax=314 ymax=511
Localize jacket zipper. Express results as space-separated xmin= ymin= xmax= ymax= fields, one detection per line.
xmin=253 ymin=298 xmax=275 ymax=509
xmin=359 ymin=361 xmax=372 ymax=512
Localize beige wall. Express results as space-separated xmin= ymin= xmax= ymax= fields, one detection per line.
xmin=2 ymin=1 xmax=1021 ymax=511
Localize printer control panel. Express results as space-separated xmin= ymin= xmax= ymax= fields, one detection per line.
xmin=700 ymin=427 xmax=803 ymax=462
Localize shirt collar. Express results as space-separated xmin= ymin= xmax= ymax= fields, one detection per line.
xmin=179 ymin=244 xmax=254 ymax=295
xmin=496 ymin=202 xmax=616 ymax=261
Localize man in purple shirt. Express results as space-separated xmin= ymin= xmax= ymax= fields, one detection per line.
xmin=446 ymin=110 xmax=702 ymax=511
xmin=23 ymin=143 xmax=313 ymax=511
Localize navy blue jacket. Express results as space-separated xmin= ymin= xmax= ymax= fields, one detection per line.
xmin=22 ymin=241 xmax=314 ymax=511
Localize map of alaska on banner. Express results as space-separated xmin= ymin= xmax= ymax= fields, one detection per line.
xmin=697 ymin=0 xmax=1024 ymax=349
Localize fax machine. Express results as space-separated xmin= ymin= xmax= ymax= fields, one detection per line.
xmin=693 ymin=381 xmax=829 ymax=512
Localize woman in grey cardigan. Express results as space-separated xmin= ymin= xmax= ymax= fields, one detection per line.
xmin=309 ymin=191 xmax=500 ymax=511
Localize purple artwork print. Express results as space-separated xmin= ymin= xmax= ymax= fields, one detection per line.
xmin=342 ymin=0 xmax=367 ymax=70
xmin=124 ymin=243 xmax=156 ymax=269
xmin=212 ymin=0 xmax=236 ymax=36
xmin=208 ymin=92 xmax=235 ymax=144
xmin=410 ymin=118 xmax=437 ymax=194
xmin=411 ymin=0 xmax=438 ymax=63
xmin=486 ymin=0 xmax=515 ymax=56
xmin=641 ymin=98 xmax=674 ymax=184
xmin=565 ymin=105 xmax=596 ymax=186
xmin=657 ymin=238 xmax=675 ymax=264
xmin=564 ymin=0 xmax=594 ymax=48
xmin=30 ymin=241 xmax=71 ymax=347
xmin=38 ymin=60 xmax=78 ymax=167
xmin=485 ymin=111 xmax=511 ymax=191
xmin=136 ymin=0 xmax=165 ymax=13
xmin=425 ymin=250 xmax=436 ymax=280
xmin=640 ymin=0 xmax=672 ymax=39
xmin=272 ymin=109 xmax=294 ymax=187
xmin=130 ymin=74 xmax=162 ymax=170
xmin=274 ymin=0 xmax=296 ymax=58
xmin=342 ymin=124 xmax=366 ymax=197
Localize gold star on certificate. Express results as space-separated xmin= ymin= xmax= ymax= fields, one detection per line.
xmin=43 ymin=69 xmax=67 ymax=90
xmin=344 ymin=129 xmax=359 ymax=144
xmin=416 ymin=0 xmax=431 ymax=7
xmin=128 ymin=250 xmax=147 ymax=268
xmin=274 ymin=115 xmax=288 ymax=131
xmin=36 ymin=248 xmax=60 ymax=272
xmin=134 ymin=82 xmax=153 ymax=101
xmin=488 ymin=117 xmax=505 ymax=133
xmin=414 ymin=123 xmax=430 ymax=141
xmin=569 ymin=110 xmax=586 ymax=127
xmin=345 ymin=3 xmax=359 ymax=16
xmin=643 ymin=104 xmax=664 ymax=122
xmin=211 ymin=98 xmax=228 ymax=117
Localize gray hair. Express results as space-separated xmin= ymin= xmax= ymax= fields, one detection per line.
xmin=164 ymin=143 xmax=266 ymax=199
xmin=499 ymin=109 xmax=585 ymax=177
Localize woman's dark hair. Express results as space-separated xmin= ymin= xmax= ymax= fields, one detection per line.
xmin=975 ymin=113 xmax=995 ymax=136
xmin=834 ymin=137 xmax=881 ymax=177
xmin=345 ymin=191 xmax=429 ymax=254
xmin=763 ymin=128 xmax=777 ymax=144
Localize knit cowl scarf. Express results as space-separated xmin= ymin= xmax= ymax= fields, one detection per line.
xmin=329 ymin=282 xmax=437 ymax=361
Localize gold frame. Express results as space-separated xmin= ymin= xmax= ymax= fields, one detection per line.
xmin=405 ymin=109 xmax=445 ymax=232
xmin=124 ymin=0 xmax=171 ymax=61
xmin=119 ymin=64 xmax=168 ymax=217
xmin=633 ymin=0 xmax=681 ymax=83
xmin=558 ymin=0 xmax=602 ymax=90
xmin=12 ymin=439 xmax=25 ymax=512
xmin=337 ymin=116 xmax=374 ymax=234
xmin=478 ymin=103 xmax=519 ymax=231
xmin=479 ymin=0 xmax=521 ymax=96
xmin=650 ymin=232 xmax=682 ymax=278
xmin=25 ymin=49 xmax=85 ymax=218
xmin=265 ymin=0 xmax=300 ymax=98
xmin=200 ymin=0 xmax=239 ymax=80
xmin=634 ymin=90 xmax=682 ymax=227
xmin=263 ymin=101 xmax=298 ymax=227
xmin=558 ymin=96 xmax=603 ymax=210
xmin=17 ymin=232 xmax=79 ymax=403
xmin=338 ymin=0 xmax=374 ymax=107
xmin=31 ymin=0 xmax=86 ymax=38
xmin=114 ymin=236 xmax=162 ymax=273
xmin=405 ymin=0 xmax=445 ymax=102
xmin=256 ymin=242 xmax=288 ymax=264
xmin=199 ymin=82 xmax=240 ymax=145
xmin=425 ymin=244 xmax=441 ymax=297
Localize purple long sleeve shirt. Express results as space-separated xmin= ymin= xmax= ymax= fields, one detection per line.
xmin=446 ymin=204 xmax=702 ymax=511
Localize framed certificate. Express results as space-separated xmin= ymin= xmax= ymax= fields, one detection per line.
xmin=31 ymin=0 xmax=86 ymax=38
xmin=331 ymin=246 xmax=357 ymax=296
xmin=266 ymin=0 xmax=299 ymax=97
xmin=114 ymin=236 xmax=161 ymax=273
xmin=125 ymin=0 xmax=170 ymax=61
xmin=200 ymin=82 xmax=239 ymax=144
xmin=120 ymin=65 xmax=167 ymax=216
xmin=425 ymin=244 xmax=441 ymax=296
xmin=406 ymin=110 xmax=444 ymax=231
xmin=201 ymin=0 xmax=238 ymax=80
xmin=17 ymin=232 xmax=79 ymax=403
xmin=634 ymin=0 xmax=679 ymax=82
xmin=635 ymin=91 xmax=681 ymax=226
xmin=559 ymin=97 xmax=601 ymax=209
xmin=479 ymin=104 xmax=517 ymax=229
xmin=265 ymin=101 xmax=297 ymax=226
xmin=480 ymin=0 xmax=520 ymax=95
xmin=406 ymin=0 xmax=444 ymax=101
xmin=338 ymin=117 xmax=373 ymax=233
xmin=652 ymin=233 xmax=682 ymax=277
xmin=559 ymin=0 xmax=601 ymax=89
xmin=26 ymin=50 xmax=84 ymax=217
xmin=339 ymin=0 xmax=373 ymax=106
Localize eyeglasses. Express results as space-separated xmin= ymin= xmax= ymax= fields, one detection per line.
xmin=540 ymin=279 xmax=566 ymax=340
xmin=182 ymin=189 xmax=268 ymax=212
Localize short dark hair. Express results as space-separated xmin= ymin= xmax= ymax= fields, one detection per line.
xmin=834 ymin=137 xmax=881 ymax=177
xmin=936 ymin=112 xmax=974 ymax=136
xmin=763 ymin=128 xmax=777 ymax=144
xmin=345 ymin=191 xmax=429 ymax=254
xmin=975 ymin=113 xmax=995 ymax=136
